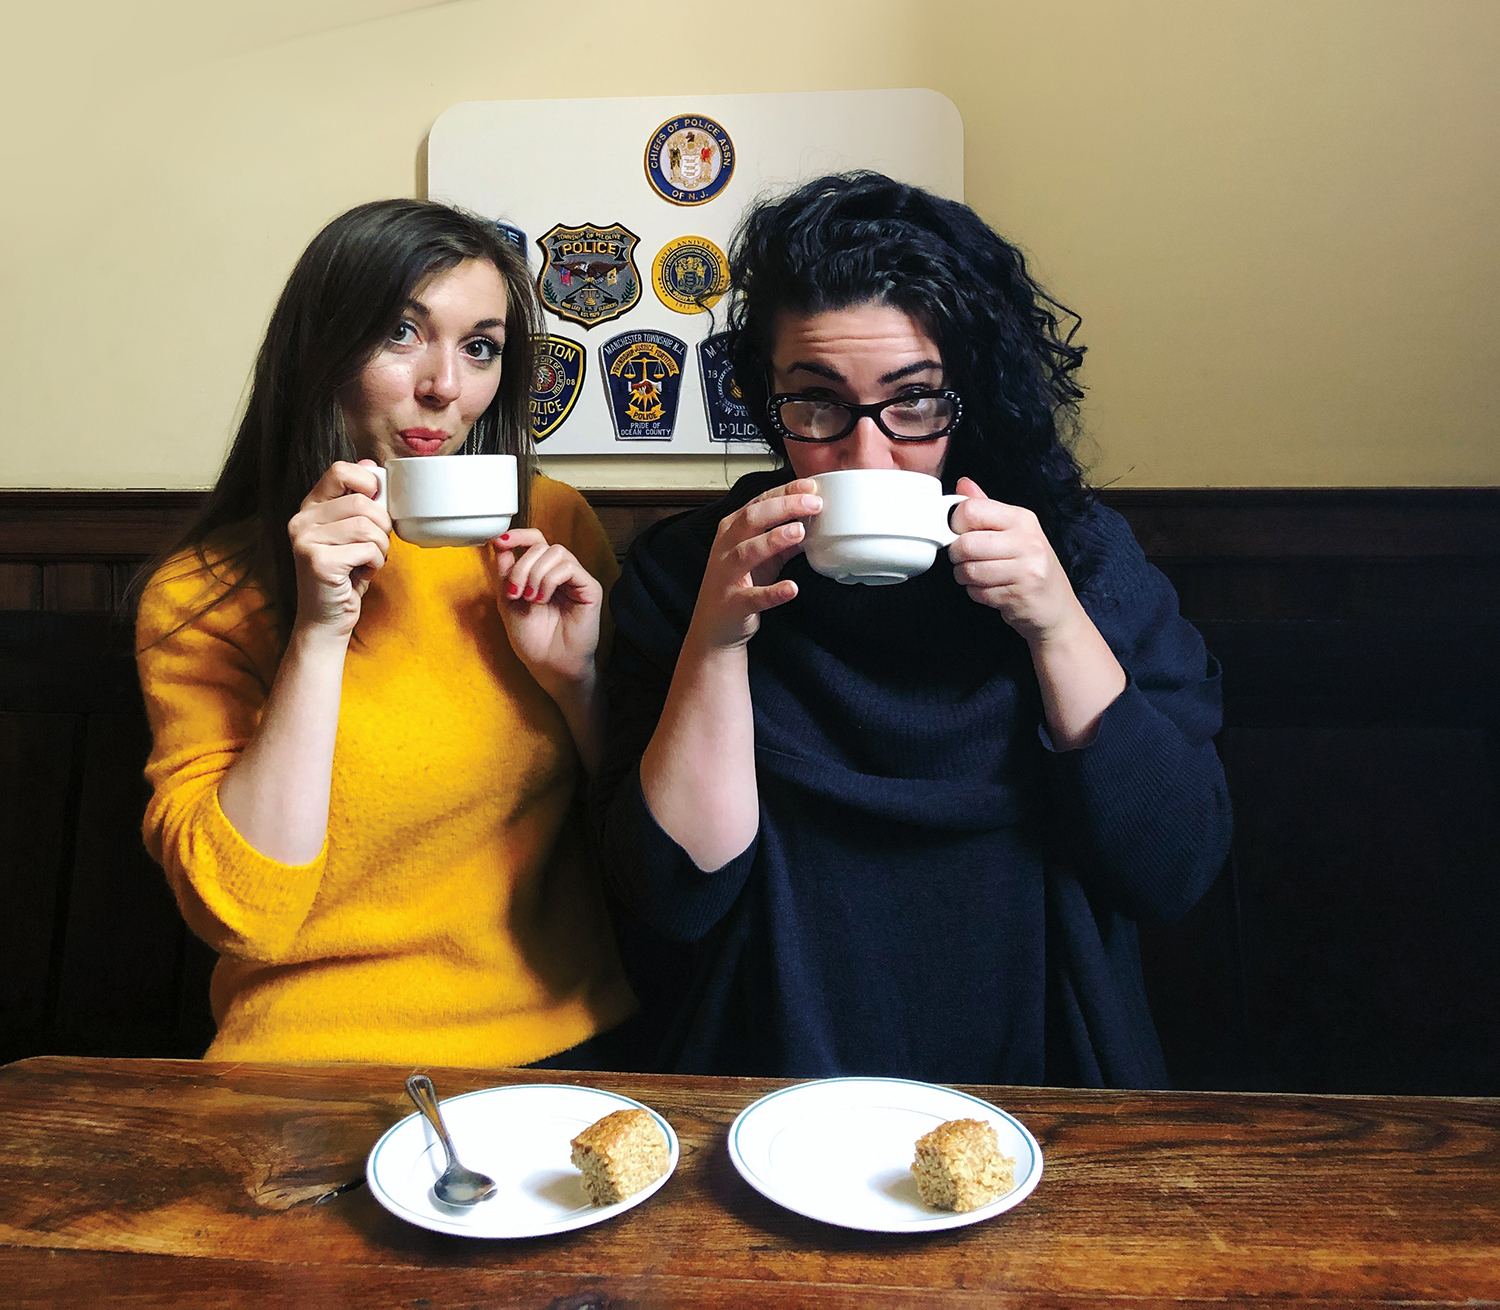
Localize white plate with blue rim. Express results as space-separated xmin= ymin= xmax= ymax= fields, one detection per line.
xmin=366 ymin=1083 xmax=678 ymax=1238
xmin=728 ymin=1076 xmax=1042 ymax=1232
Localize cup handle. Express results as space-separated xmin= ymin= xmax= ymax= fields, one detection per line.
xmin=935 ymin=493 xmax=968 ymax=546
xmin=369 ymin=465 xmax=387 ymax=510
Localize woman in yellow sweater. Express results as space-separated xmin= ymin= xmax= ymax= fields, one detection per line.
xmin=136 ymin=199 xmax=636 ymax=1066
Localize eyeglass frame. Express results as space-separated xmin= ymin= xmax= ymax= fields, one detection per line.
xmin=765 ymin=389 xmax=965 ymax=444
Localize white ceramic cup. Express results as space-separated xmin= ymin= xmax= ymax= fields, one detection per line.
xmin=370 ymin=454 xmax=518 ymax=548
xmin=801 ymin=468 xmax=968 ymax=586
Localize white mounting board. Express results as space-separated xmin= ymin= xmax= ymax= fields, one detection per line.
xmin=428 ymin=89 xmax=963 ymax=455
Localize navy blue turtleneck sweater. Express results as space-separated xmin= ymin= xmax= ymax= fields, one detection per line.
xmin=593 ymin=471 xmax=1231 ymax=1087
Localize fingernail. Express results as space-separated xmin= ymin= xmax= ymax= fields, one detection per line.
xmin=507 ymin=584 xmax=520 ymax=596
xmin=807 ymin=497 xmax=822 ymax=510
xmin=499 ymin=533 xmax=509 ymax=541
xmin=523 ymin=587 xmax=535 ymax=599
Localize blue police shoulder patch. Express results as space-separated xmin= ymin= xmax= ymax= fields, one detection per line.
xmin=601 ymin=330 xmax=688 ymax=442
xmin=698 ymin=333 xmax=764 ymax=445
xmin=530 ymin=335 xmax=586 ymax=442
xmin=644 ymin=114 xmax=735 ymax=206
xmin=536 ymin=223 xmax=642 ymax=329
xmin=494 ymin=221 xmax=528 ymax=261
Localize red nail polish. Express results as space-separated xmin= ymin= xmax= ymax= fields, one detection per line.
xmin=507 ymin=584 xmax=520 ymax=597
xmin=499 ymin=533 xmax=509 ymax=541
xmin=524 ymin=587 xmax=536 ymax=599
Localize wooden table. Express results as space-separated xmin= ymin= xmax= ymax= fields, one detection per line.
xmin=1 ymin=1057 xmax=1496 ymax=1307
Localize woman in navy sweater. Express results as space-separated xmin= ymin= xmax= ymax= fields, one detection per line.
xmin=594 ymin=172 xmax=1231 ymax=1087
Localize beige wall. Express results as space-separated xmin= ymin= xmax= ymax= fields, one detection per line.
xmin=3 ymin=0 xmax=1496 ymax=489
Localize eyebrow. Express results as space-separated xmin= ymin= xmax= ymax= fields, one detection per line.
xmin=785 ymin=359 xmax=943 ymax=384
xmin=403 ymin=298 xmax=506 ymax=335
xmin=880 ymin=360 xmax=942 ymax=384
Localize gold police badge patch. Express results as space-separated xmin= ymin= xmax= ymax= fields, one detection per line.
xmin=652 ymin=235 xmax=730 ymax=314
xmin=536 ymin=223 xmax=642 ymax=330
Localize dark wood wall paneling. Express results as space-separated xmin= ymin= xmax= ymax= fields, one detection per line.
xmin=2 ymin=488 xmax=1498 ymax=1096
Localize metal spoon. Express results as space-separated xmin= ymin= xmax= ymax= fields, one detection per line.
xmin=404 ymin=1074 xmax=498 ymax=1206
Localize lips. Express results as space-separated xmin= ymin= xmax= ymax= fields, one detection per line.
xmin=400 ymin=429 xmax=450 ymax=456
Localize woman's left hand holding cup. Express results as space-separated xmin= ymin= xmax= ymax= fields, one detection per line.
xmin=947 ymin=476 xmax=1081 ymax=642
xmin=491 ymin=530 xmax=606 ymax=771
xmin=948 ymin=476 xmax=1126 ymax=747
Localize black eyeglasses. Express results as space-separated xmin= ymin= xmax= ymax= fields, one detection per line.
xmin=767 ymin=390 xmax=963 ymax=444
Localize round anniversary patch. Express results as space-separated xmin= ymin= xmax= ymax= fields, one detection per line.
xmin=652 ymin=235 xmax=730 ymax=314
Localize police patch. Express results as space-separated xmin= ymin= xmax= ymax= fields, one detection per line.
xmin=529 ymin=335 xmax=585 ymax=442
xmin=652 ymin=235 xmax=730 ymax=314
xmin=644 ymin=114 xmax=735 ymax=206
xmin=698 ymin=333 xmax=763 ymax=444
xmin=536 ymin=223 xmax=642 ymax=329
xmin=601 ymin=330 xmax=688 ymax=442
xmin=494 ymin=221 xmax=528 ymax=260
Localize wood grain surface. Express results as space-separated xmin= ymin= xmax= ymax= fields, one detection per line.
xmin=1 ymin=1057 xmax=1496 ymax=1308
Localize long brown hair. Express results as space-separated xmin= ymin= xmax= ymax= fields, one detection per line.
xmin=142 ymin=198 xmax=541 ymax=643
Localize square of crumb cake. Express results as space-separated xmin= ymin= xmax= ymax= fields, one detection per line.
xmin=911 ymin=1118 xmax=1016 ymax=1212
xmin=569 ymin=1108 xmax=669 ymax=1205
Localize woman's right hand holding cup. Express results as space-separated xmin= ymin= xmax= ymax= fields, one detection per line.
xmin=644 ymin=478 xmax=821 ymax=870
xmin=287 ymin=460 xmax=392 ymax=639
xmin=686 ymin=479 xmax=821 ymax=652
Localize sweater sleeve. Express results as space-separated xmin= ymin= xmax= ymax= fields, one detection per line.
xmin=1039 ymin=507 xmax=1233 ymax=924
xmin=136 ymin=553 xmax=330 ymax=961
xmin=590 ymin=493 xmax=765 ymax=942
xmin=591 ymin=622 xmax=759 ymax=942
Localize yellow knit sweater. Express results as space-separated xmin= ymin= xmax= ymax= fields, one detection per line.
xmin=136 ymin=476 xmax=635 ymax=1066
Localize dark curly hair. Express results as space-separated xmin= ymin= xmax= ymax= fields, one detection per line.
xmin=139 ymin=198 xmax=541 ymax=644
xmin=725 ymin=172 xmax=1092 ymax=555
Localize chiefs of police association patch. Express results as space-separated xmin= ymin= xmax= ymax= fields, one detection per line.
xmin=601 ymin=329 xmax=688 ymax=442
xmin=529 ymin=336 xmax=585 ymax=442
xmin=536 ymin=223 xmax=642 ymax=329
xmin=644 ymin=114 xmax=735 ymax=206
xmin=652 ymin=235 xmax=730 ymax=315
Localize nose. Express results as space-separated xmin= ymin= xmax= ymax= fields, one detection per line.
xmin=840 ymin=416 xmax=899 ymax=469
xmin=417 ymin=345 xmax=462 ymax=408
